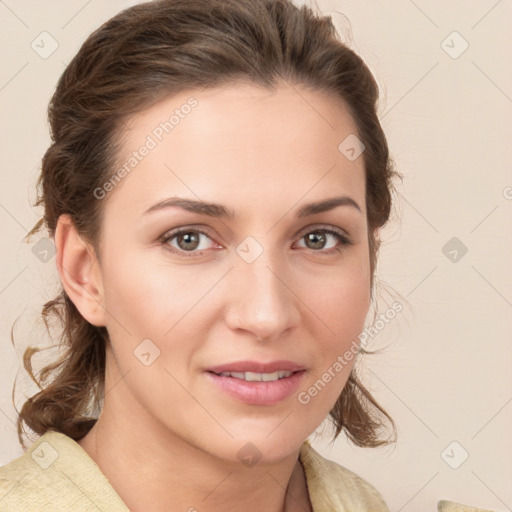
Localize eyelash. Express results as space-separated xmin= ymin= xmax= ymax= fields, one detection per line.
xmin=159 ymin=225 xmax=353 ymax=258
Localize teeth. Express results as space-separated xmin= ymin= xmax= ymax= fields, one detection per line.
xmin=261 ymin=372 xmax=280 ymax=381
xmin=217 ymin=371 xmax=293 ymax=381
xmin=245 ymin=371 xmax=267 ymax=381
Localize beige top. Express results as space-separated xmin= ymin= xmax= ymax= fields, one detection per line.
xmin=0 ymin=431 xmax=389 ymax=511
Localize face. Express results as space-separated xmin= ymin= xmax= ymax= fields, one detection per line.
xmin=95 ymin=81 xmax=371 ymax=463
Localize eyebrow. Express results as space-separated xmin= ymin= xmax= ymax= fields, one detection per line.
xmin=144 ymin=195 xmax=361 ymax=218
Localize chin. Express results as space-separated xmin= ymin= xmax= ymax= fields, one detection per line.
xmin=224 ymin=422 xmax=311 ymax=465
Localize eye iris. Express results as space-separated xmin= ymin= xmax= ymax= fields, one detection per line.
xmin=306 ymin=231 xmax=326 ymax=250
xmin=177 ymin=232 xmax=200 ymax=251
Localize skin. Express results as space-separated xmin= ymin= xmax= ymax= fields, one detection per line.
xmin=55 ymin=81 xmax=371 ymax=512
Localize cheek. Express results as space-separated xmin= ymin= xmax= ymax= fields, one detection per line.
xmin=98 ymin=250 xmax=203 ymax=404
xmin=101 ymin=247 xmax=211 ymax=337
xmin=99 ymin=247 xmax=226 ymax=386
xmin=300 ymin=255 xmax=370 ymax=401
xmin=335 ymin=281 xmax=370 ymax=338
xmin=101 ymin=261 xmax=168 ymax=337
xmin=313 ymin=281 xmax=370 ymax=386
xmin=306 ymin=257 xmax=371 ymax=343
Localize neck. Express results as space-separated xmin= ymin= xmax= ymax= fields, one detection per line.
xmin=78 ymin=380 xmax=312 ymax=511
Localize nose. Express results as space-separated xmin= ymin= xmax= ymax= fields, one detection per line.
xmin=224 ymin=247 xmax=300 ymax=342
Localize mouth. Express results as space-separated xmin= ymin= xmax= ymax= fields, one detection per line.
xmin=204 ymin=361 xmax=306 ymax=405
xmin=210 ymin=370 xmax=295 ymax=382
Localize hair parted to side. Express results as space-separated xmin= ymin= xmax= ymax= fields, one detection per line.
xmin=17 ymin=0 xmax=400 ymax=448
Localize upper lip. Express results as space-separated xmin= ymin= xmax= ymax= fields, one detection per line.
xmin=207 ymin=360 xmax=305 ymax=374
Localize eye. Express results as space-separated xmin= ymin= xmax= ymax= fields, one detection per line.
xmin=295 ymin=227 xmax=352 ymax=253
xmin=160 ymin=228 xmax=218 ymax=256
xmin=160 ymin=225 xmax=352 ymax=257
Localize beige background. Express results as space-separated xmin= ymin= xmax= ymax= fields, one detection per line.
xmin=1 ymin=0 xmax=511 ymax=510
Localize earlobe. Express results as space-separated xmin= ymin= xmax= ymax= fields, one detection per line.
xmin=54 ymin=214 xmax=106 ymax=327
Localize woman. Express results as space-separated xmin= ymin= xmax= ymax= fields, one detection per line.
xmin=0 ymin=0 xmax=400 ymax=510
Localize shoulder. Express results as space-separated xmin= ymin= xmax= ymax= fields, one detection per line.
xmin=299 ymin=440 xmax=389 ymax=512
xmin=0 ymin=431 xmax=128 ymax=511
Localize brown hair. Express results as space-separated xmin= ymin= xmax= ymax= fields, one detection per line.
xmin=17 ymin=0 xmax=399 ymax=448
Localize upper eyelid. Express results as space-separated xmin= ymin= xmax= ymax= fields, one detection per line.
xmin=295 ymin=223 xmax=350 ymax=238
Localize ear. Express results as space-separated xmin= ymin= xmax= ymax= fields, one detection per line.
xmin=54 ymin=214 xmax=106 ymax=327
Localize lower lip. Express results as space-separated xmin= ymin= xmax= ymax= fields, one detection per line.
xmin=205 ymin=371 xmax=305 ymax=405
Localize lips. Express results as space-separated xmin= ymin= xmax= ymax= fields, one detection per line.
xmin=205 ymin=360 xmax=306 ymax=405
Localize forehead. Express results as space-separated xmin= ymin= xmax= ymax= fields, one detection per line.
xmin=105 ymin=81 xmax=366 ymax=221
